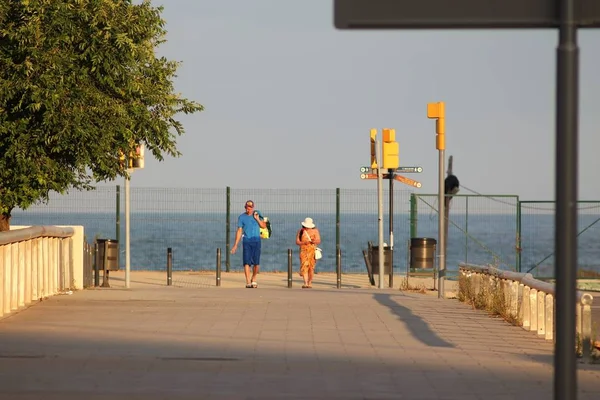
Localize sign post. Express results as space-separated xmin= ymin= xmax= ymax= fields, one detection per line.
xmin=337 ymin=1 xmax=600 ymax=398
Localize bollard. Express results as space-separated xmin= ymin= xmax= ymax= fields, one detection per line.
xmin=166 ymin=247 xmax=173 ymax=286
xmin=287 ymin=249 xmax=293 ymax=288
xmin=101 ymin=240 xmax=110 ymax=288
xmin=336 ymin=247 xmax=342 ymax=289
xmin=216 ymin=248 xmax=221 ymax=287
xmin=94 ymin=242 xmax=100 ymax=287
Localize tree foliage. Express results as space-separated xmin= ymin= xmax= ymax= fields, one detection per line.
xmin=0 ymin=0 xmax=203 ymax=230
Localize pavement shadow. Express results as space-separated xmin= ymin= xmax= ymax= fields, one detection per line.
xmin=373 ymin=293 xmax=455 ymax=348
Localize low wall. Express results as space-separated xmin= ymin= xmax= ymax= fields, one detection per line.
xmin=0 ymin=226 xmax=82 ymax=319
xmin=458 ymin=263 xmax=595 ymax=361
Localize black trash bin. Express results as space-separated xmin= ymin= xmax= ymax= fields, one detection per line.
xmin=369 ymin=245 xmax=393 ymax=275
xmin=96 ymin=239 xmax=120 ymax=271
xmin=410 ymin=238 xmax=437 ymax=269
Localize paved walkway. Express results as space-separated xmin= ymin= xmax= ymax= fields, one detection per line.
xmin=0 ymin=272 xmax=598 ymax=400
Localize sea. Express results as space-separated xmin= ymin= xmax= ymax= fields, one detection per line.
xmin=11 ymin=211 xmax=600 ymax=279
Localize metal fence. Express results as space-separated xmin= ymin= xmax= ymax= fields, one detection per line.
xmin=11 ymin=187 xmax=600 ymax=280
xmin=518 ymin=200 xmax=600 ymax=279
xmin=413 ymin=194 xmax=520 ymax=271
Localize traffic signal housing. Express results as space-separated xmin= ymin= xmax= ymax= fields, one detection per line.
xmin=370 ymin=128 xmax=378 ymax=169
xmin=382 ymin=128 xmax=399 ymax=169
xmin=128 ymin=144 xmax=145 ymax=169
xmin=427 ymin=102 xmax=445 ymax=150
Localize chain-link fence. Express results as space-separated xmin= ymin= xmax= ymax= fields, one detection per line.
xmin=413 ymin=194 xmax=520 ymax=272
xmin=519 ymin=200 xmax=600 ymax=279
xmin=12 ymin=187 xmax=600 ymax=281
xmin=12 ymin=186 xmax=414 ymax=276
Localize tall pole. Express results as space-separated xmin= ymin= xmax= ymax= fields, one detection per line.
xmin=376 ymin=140 xmax=385 ymax=289
xmin=427 ymin=102 xmax=446 ymax=299
xmin=388 ymin=169 xmax=394 ymax=288
xmin=125 ymin=173 xmax=131 ymax=289
xmin=444 ymin=156 xmax=453 ymax=264
xmin=555 ymin=0 xmax=578 ymax=398
xmin=437 ymin=148 xmax=445 ymax=299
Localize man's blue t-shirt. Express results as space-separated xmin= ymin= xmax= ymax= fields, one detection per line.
xmin=238 ymin=211 xmax=262 ymax=241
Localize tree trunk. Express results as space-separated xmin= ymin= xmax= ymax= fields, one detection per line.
xmin=0 ymin=213 xmax=11 ymax=232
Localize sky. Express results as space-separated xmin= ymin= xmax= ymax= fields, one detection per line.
xmin=122 ymin=0 xmax=600 ymax=201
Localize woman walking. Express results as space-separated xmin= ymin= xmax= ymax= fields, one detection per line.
xmin=296 ymin=217 xmax=321 ymax=289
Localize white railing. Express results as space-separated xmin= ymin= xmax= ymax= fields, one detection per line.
xmin=0 ymin=226 xmax=82 ymax=319
xmin=458 ymin=262 xmax=595 ymax=361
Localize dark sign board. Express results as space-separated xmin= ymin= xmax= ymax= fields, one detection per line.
xmin=334 ymin=0 xmax=600 ymax=29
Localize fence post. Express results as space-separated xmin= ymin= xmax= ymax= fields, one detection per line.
xmin=166 ymin=247 xmax=172 ymax=286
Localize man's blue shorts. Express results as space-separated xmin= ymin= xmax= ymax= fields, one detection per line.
xmin=242 ymin=239 xmax=261 ymax=266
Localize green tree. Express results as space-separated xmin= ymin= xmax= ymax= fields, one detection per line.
xmin=0 ymin=0 xmax=203 ymax=231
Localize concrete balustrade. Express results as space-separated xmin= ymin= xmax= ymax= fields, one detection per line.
xmin=0 ymin=226 xmax=84 ymax=319
xmin=458 ymin=263 xmax=595 ymax=361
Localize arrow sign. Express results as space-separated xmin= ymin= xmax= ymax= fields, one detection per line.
xmin=360 ymin=173 xmax=378 ymax=180
xmin=396 ymin=166 xmax=423 ymax=173
xmin=394 ymin=174 xmax=422 ymax=188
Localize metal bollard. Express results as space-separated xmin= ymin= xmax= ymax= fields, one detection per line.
xmin=336 ymin=247 xmax=342 ymax=289
xmin=287 ymin=249 xmax=293 ymax=288
xmin=94 ymin=242 xmax=100 ymax=287
xmin=166 ymin=247 xmax=173 ymax=286
xmin=101 ymin=240 xmax=110 ymax=288
xmin=216 ymin=248 xmax=221 ymax=287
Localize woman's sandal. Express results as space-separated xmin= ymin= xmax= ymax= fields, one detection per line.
xmin=301 ymin=285 xmax=308 ymax=289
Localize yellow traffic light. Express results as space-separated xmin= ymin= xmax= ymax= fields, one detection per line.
xmin=370 ymin=128 xmax=378 ymax=169
xmin=382 ymin=128 xmax=399 ymax=169
xmin=427 ymin=102 xmax=445 ymax=150
xmin=382 ymin=128 xmax=395 ymax=142
xmin=118 ymin=150 xmax=126 ymax=169
xmin=129 ymin=144 xmax=145 ymax=169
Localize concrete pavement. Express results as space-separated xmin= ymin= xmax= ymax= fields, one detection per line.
xmin=0 ymin=271 xmax=598 ymax=400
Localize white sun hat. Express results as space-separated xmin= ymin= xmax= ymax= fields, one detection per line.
xmin=301 ymin=217 xmax=315 ymax=228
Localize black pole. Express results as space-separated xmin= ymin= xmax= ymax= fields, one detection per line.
xmin=166 ymin=247 xmax=172 ymax=286
xmin=555 ymin=1 xmax=578 ymax=399
xmin=225 ymin=186 xmax=231 ymax=272
xmin=336 ymin=248 xmax=341 ymax=289
xmin=388 ymin=169 xmax=394 ymax=288
xmin=216 ymin=248 xmax=221 ymax=287
xmin=93 ymin=242 xmax=100 ymax=287
xmin=101 ymin=240 xmax=110 ymax=288
xmin=287 ymin=249 xmax=293 ymax=288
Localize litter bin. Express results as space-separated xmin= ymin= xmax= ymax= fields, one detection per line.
xmin=369 ymin=245 xmax=392 ymax=275
xmin=410 ymin=238 xmax=436 ymax=269
xmin=96 ymin=239 xmax=120 ymax=271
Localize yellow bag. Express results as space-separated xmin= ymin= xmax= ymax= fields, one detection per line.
xmin=259 ymin=217 xmax=271 ymax=239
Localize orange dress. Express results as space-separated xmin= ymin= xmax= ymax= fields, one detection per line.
xmin=298 ymin=228 xmax=320 ymax=276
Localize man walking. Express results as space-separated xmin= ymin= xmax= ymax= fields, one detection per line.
xmin=231 ymin=200 xmax=267 ymax=288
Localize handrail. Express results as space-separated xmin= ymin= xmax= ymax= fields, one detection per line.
xmin=0 ymin=226 xmax=75 ymax=245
